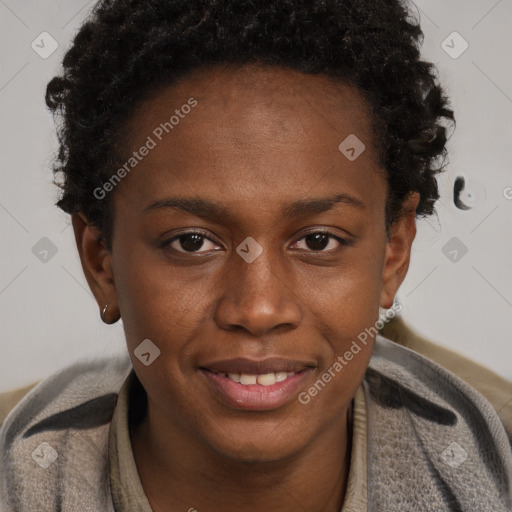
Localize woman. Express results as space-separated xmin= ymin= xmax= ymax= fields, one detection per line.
xmin=1 ymin=0 xmax=511 ymax=510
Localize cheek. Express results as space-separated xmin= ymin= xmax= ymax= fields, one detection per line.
xmin=114 ymin=263 xmax=200 ymax=407
xmin=114 ymin=244 xmax=209 ymax=333
xmin=303 ymin=254 xmax=384 ymax=330
xmin=305 ymin=276 xmax=378 ymax=408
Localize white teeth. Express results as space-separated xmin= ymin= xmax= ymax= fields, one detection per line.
xmin=219 ymin=371 xmax=296 ymax=386
xmin=257 ymin=373 xmax=277 ymax=386
xmin=239 ymin=374 xmax=257 ymax=385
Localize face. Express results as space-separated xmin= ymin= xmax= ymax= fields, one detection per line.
xmin=73 ymin=63 xmax=418 ymax=462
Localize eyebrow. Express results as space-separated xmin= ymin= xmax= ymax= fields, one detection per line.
xmin=143 ymin=193 xmax=365 ymax=221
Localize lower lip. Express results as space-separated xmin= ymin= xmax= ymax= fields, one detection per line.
xmin=199 ymin=368 xmax=314 ymax=411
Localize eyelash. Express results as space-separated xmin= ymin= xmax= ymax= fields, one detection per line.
xmin=160 ymin=229 xmax=351 ymax=254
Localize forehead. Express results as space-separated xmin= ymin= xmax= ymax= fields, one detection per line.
xmin=128 ymin=63 xmax=377 ymax=156
xmin=114 ymin=63 xmax=386 ymax=222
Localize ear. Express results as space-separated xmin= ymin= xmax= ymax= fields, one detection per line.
xmin=380 ymin=192 xmax=420 ymax=309
xmin=71 ymin=212 xmax=119 ymax=322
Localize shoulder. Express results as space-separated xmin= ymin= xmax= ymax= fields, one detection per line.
xmin=0 ymin=382 xmax=40 ymax=428
xmin=364 ymin=334 xmax=512 ymax=510
xmin=0 ymin=355 xmax=133 ymax=444
xmin=379 ymin=315 xmax=512 ymax=444
xmin=0 ymin=353 xmax=132 ymax=511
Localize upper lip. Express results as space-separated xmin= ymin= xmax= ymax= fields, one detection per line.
xmin=200 ymin=357 xmax=316 ymax=374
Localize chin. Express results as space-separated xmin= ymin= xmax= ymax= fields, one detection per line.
xmin=205 ymin=425 xmax=305 ymax=463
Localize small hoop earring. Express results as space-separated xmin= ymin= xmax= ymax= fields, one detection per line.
xmin=100 ymin=303 xmax=120 ymax=324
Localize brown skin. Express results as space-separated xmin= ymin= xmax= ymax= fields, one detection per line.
xmin=71 ymin=63 xmax=419 ymax=512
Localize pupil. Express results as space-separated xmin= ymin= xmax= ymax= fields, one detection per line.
xmin=306 ymin=233 xmax=329 ymax=251
xmin=180 ymin=234 xmax=204 ymax=252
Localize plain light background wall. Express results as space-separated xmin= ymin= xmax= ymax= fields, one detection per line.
xmin=0 ymin=0 xmax=511 ymax=391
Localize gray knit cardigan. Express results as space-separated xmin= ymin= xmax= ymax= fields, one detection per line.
xmin=1 ymin=334 xmax=511 ymax=511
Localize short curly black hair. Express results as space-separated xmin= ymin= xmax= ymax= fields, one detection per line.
xmin=46 ymin=0 xmax=455 ymax=253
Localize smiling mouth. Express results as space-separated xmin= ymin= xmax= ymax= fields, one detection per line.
xmin=199 ymin=367 xmax=315 ymax=411
xmin=202 ymin=368 xmax=307 ymax=386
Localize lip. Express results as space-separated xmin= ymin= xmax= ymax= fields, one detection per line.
xmin=200 ymin=357 xmax=315 ymax=374
xmin=199 ymin=367 xmax=315 ymax=411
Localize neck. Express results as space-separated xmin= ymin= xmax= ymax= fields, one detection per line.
xmin=130 ymin=399 xmax=353 ymax=512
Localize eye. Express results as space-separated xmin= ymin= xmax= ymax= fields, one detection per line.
xmin=290 ymin=231 xmax=349 ymax=252
xmin=161 ymin=229 xmax=351 ymax=255
xmin=161 ymin=230 xmax=221 ymax=254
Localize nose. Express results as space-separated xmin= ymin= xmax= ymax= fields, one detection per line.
xmin=214 ymin=244 xmax=302 ymax=337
